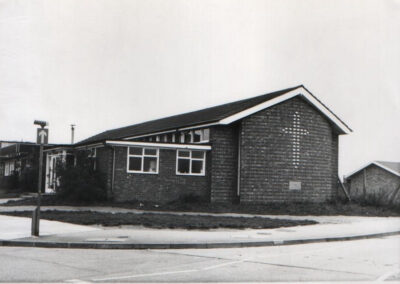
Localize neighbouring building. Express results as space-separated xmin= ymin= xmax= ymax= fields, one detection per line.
xmin=0 ymin=142 xmax=42 ymax=191
xmin=71 ymin=85 xmax=351 ymax=204
xmin=0 ymin=141 xmax=73 ymax=193
xmin=345 ymin=161 xmax=400 ymax=205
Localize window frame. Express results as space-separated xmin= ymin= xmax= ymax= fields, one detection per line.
xmin=127 ymin=147 xmax=159 ymax=174
xmin=176 ymin=150 xmax=206 ymax=176
xmin=4 ymin=162 xmax=9 ymax=176
xmin=4 ymin=160 xmax=14 ymax=176
xmin=193 ymin=128 xmax=210 ymax=143
xmin=178 ymin=129 xmax=210 ymax=144
xmin=89 ymin=148 xmax=97 ymax=171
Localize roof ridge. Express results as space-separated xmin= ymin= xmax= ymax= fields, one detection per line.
xmin=76 ymin=85 xmax=302 ymax=145
xmin=93 ymin=85 xmax=303 ymax=134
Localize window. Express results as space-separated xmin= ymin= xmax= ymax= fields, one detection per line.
xmin=4 ymin=161 xmax=14 ymax=176
xmin=127 ymin=147 xmax=159 ymax=174
xmin=176 ymin=150 xmax=206 ymax=175
xmin=178 ymin=129 xmax=210 ymax=144
xmin=89 ymin=148 xmax=97 ymax=170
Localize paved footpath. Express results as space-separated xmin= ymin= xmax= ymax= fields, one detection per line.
xmin=0 ymin=201 xmax=399 ymax=249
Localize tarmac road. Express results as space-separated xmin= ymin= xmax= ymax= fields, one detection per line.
xmin=0 ymin=235 xmax=399 ymax=282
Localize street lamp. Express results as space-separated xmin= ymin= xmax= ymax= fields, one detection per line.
xmin=32 ymin=120 xmax=49 ymax=236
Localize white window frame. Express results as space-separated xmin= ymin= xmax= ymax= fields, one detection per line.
xmin=127 ymin=147 xmax=159 ymax=174
xmin=89 ymin=148 xmax=97 ymax=170
xmin=4 ymin=161 xmax=14 ymax=176
xmin=193 ymin=128 xmax=210 ymax=143
xmin=4 ymin=162 xmax=9 ymax=176
xmin=178 ymin=129 xmax=210 ymax=144
xmin=176 ymin=150 xmax=206 ymax=176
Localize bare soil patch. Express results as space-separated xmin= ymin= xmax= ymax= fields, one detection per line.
xmin=0 ymin=210 xmax=316 ymax=229
xmin=3 ymin=195 xmax=400 ymax=216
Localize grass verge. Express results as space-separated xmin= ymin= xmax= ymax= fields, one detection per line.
xmin=0 ymin=210 xmax=317 ymax=229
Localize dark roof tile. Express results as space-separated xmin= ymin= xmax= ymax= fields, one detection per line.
xmin=77 ymin=85 xmax=301 ymax=145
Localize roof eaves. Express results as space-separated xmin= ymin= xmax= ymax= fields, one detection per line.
xmin=76 ymin=85 xmax=351 ymax=145
xmin=219 ymin=86 xmax=352 ymax=134
xmin=346 ymin=161 xmax=400 ymax=179
xmin=301 ymin=85 xmax=353 ymax=133
xmin=374 ymin=161 xmax=400 ymax=177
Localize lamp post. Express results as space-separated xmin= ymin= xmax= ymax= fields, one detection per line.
xmin=32 ymin=120 xmax=48 ymax=236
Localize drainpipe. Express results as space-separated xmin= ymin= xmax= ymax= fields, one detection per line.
xmin=111 ymin=146 xmax=116 ymax=196
xmin=237 ymin=124 xmax=242 ymax=199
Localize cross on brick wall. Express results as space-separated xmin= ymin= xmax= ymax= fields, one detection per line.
xmin=282 ymin=111 xmax=309 ymax=168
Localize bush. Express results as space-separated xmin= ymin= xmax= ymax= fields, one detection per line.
xmin=355 ymin=191 xmax=388 ymax=207
xmin=8 ymin=171 xmax=20 ymax=190
xmin=55 ymin=153 xmax=107 ymax=203
xmin=19 ymin=167 xmax=38 ymax=192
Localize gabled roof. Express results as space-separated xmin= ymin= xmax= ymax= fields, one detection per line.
xmin=77 ymin=85 xmax=352 ymax=146
xmin=346 ymin=161 xmax=400 ymax=179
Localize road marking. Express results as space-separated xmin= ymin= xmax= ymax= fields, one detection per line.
xmin=65 ymin=279 xmax=92 ymax=283
xmin=376 ymin=269 xmax=400 ymax=281
xmin=92 ymin=260 xmax=244 ymax=281
xmin=152 ymin=247 xmax=373 ymax=277
xmin=201 ymin=260 xmax=244 ymax=270
xmin=92 ymin=269 xmax=197 ymax=281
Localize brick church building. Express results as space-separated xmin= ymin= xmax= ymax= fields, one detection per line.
xmin=72 ymin=85 xmax=351 ymax=203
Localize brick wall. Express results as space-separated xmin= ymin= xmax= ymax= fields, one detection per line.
xmin=331 ymin=135 xmax=339 ymax=198
xmin=348 ymin=165 xmax=400 ymax=204
xmin=210 ymin=125 xmax=239 ymax=203
xmin=92 ymin=96 xmax=342 ymax=204
xmin=111 ymin=146 xmax=211 ymax=203
xmin=96 ymin=147 xmax=114 ymax=198
xmin=239 ymin=97 xmax=339 ymax=203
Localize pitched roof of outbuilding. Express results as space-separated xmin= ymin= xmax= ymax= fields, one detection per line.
xmin=346 ymin=161 xmax=400 ymax=179
xmin=77 ymin=85 xmax=351 ymax=146
xmin=376 ymin=161 xmax=400 ymax=176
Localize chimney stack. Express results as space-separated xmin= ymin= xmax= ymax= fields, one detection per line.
xmin=71 ymin=124 xmax=75 ymax=144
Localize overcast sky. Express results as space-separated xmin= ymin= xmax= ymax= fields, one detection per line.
xmin=1 ymin=0 xmax=399 ymax=176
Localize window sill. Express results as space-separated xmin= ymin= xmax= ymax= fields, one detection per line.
xmin=127 ymin=171 xmax=159 ymax=175
xmin=176 ymin=172 xmax=205 ymax=177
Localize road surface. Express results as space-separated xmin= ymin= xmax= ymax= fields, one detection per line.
xmin=0 ymin=235 xmax=399 ymax=282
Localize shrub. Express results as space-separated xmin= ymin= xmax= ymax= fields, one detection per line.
xmin=355 ymin=191 xmax=388 ymax=207
xmin=55 ymin=152 xmax=107 ymax=203
xmin=8 ymin=171 xmax=20 ymax=190
xmin=19 ymin=167 xmax=38 ymax=192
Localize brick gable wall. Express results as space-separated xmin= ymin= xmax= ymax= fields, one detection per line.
xmin=239 ymin=97 xmax=339 ymax=203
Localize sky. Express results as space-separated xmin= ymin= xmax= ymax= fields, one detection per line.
xmin=0 ymin=0 xmax=399 ymax=177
